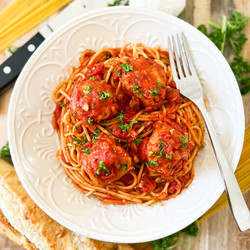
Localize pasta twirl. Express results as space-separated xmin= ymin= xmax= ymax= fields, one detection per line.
xmin=52 ymin=43 xmax=204 ymax=205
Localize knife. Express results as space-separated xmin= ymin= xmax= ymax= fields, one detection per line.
xmin=0 ymin=0 xmax=126 ymax=94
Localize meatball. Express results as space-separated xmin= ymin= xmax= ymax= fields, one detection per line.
xmin=69 ymin=78 xmax=118 ymax=123
xmin=81 ymin=135 xmax=133 ymax=186
xmin=121 ymin=56 xmax=167 ymax=111
xmin=144 ymin=121 xmax=195 ymax=177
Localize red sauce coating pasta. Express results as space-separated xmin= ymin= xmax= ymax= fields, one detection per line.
xmin=52 ymin=43 xmax=204 ymax=205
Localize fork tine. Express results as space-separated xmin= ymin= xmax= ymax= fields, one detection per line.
xmin=168 ymin=37 xmax=179 ymax=81
xmin=171 ymin=35 xmax=184 ymax=79
xmin=176 ymin=34 xmax=190 ymax=77
xmin=181 ymin=32 xmax=197 ymax=75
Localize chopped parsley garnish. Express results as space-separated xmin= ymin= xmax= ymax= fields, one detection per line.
xmin=180 ymin=136 xmax=188 ymax=144
xmin=133 ymin=84 xmax=139 ymax=93
xmin=115 ymin=139 xmax=120 ymax=145
xmin=59 ymin=102 xmax=68 ymax=107
xmin=157 ymin=145 xmax=164 ymax=158
xmin=81 ymin=147 xmax=91 ymax=155
xmin=159 ymin=139 xmax=167 ymax=147
xmin=113 ymin=68 xmax=121 ymax=77
xmin=73 ymin=135 xmax=87 ymax=148
xmin=8 ymin=45 xmax=19 ymax=54
xmin=83 ymin=85 xmax=93 ymax=95
xmin=151 ymin=139 xmax=172 ymax=159
xmin=96 ymin=161 xmax=110 ymax=176
xmin=180 ymin=144 xmax=187 ymax=149
xmin=121 ymin=63 xmax=133 ymax=72
xmin=157 ymin=81 xmax=166 ymax=89
xmin=145 ymin=160 xmax=158 ymax=167
xmin=92 ymin=128 xmax=101 ymax=142
xmin=117 ymin=123 xmax=130 ymax=132
xmin=106 ymin=52 xmax=111 ymax=58
xmin=133 ymin=85 xmax=143 ymax=98
xmin=121 ymin=164 xmax=128 ymax=171
xmin=134 ymin=138 xmax=143 ymax=145
xmin=169 ymin=89 xmax=174 ymax=93
xmin=97 ymin=91 xmax=110 ymax=100
xmin=88 ymin=118 xmax=94 ymax=125
xmin=89 ymin=76 xmax=95 ymax=80
xmin=149 ymin=90 xmax=159 ymax=96
xmin=118 ymin=120 xmax=138 ymax=132
xmin=116 ymin=111 xmax=124 ymax=123
xmin=166 ymin=154 xmax=172 ymax=159
xmin=167 ymin=165 xmax=171 ymax=169
xmin=74 ymin=125 xmax=79 ymax=130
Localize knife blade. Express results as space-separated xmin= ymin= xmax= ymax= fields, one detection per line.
xmin=0 ymin=0 xmax=125 ymax=94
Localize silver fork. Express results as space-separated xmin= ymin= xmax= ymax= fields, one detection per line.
xmin=168 ymin=33 xmax=250 ymax=232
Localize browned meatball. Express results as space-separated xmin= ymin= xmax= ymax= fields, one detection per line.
xmin=121 ymin=56 xmax=167 ymax=111
xmin=69 ymin=78 xmax=118 ymax=123
xmin=80 ymin=135 xmax=133 ymax=186
xmin=143 ymin=121 xmax=195 ymax=177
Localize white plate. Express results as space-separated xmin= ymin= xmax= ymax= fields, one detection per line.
xmin=8 ymin=7 xmax=245 ymax=243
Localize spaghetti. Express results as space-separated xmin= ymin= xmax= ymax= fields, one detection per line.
xmin=52 ymin=43 xmax=204 ymax=205
xmin=0 ymin=0 xmax=72 ymax=52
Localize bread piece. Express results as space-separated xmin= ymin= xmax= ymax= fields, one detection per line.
xmin=0 ymin=159 xmax=132 ymax=250
xmin=0 ymin=208 xmax=37 ymax=250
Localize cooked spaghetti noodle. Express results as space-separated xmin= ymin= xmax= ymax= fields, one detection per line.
xmin=52 ymin=43 xmax=204 ymax=205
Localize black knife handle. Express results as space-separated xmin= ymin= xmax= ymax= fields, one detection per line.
xmin=0 ymin=32 xmax=45 ymax=95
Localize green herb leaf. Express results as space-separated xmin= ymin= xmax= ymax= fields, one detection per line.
xmin=106 ymin=52 xmax=111 ymax=58
xmin=97 ymin=91 xmax=110 ymax=100
xmin=197 ymin=12 xmax=250 ymax=94
xmin=159 ymin=139 xmax=167 ymax=147
xmin=0 ymin=141 xmax=11 ymax=158
xmin=180 ymin=136 xmax=188 ymax=144
xmin=118 ymin=120 xmax=138 ymax=132
xmin=133 ymin=84 xmax=139 ymax=93
xmin=121 ymin=164 xmax=128 ymax=171
xmin=81 ymin=147 xmax=91 ymax=155
xmin=145 ymin=160 xmax=158 ymax=167
xmin=116 ymin=111 xmax=124 ymax=123
xmin=149 ymin=90 xmax=158 ymax=96
xmin=59 ymin=102 xmax=68 ymax=107
xmin=107 ymin=0 xmax=127 ymax=6
xmin=165 ymin=154 xmax=172 ymax=159
xmin=96 ymin=161 xmax=110 ymax=176
xmin=113 ymin=68 xmax=121 ymax=77
xmin=134 ymin=138 xmax=143 ymax=145
xmin=7 ymin=45 xmax=19 ymax=54
xmin=92 ymin=128 xmax=101 ymax=142
xmin=121 ymin=63 xmax=133 ymax=72
xmin=89 ymin=76 xmax=95 ymax=80
xmin=73 ymin=135 xmax=87 ymax=148
xmin=88 ymin=118 xmax=94 ymax=125
xmin=83 ymin=85 xmax=93 ymax=95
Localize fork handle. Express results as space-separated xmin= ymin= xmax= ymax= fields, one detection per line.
xmin=198 ymin=101 xmax=250 ymax=231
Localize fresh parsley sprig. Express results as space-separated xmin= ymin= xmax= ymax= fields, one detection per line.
xmin=152 ymin=220 xmax=200 ymax=250
xmin=0 ymin=141 xmax=12 ymax=164
xmin=197 ymin=12 xmax=249 ymax=94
